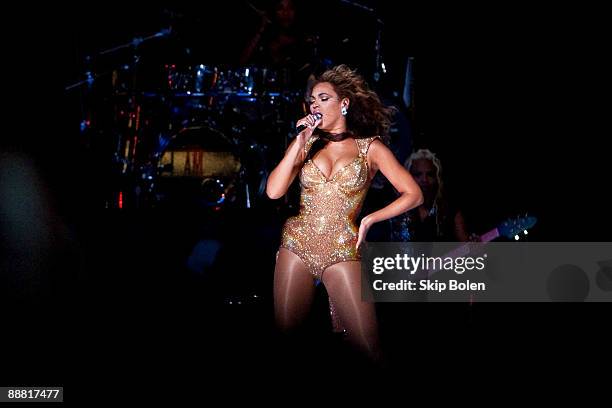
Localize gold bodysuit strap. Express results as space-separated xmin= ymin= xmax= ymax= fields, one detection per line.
xmin=356 ymin=136 xmax=381 ymax=157
xmin=304 ymin=135 xmax=320 ymax=157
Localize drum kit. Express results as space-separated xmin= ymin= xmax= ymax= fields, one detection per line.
xmin=68 ymin=39 xmax=306 ymax=210
xmin=67 ymin=1 xmax=392 ymax=210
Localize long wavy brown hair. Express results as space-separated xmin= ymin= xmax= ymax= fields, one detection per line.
xmin=311 ymin=64 xmax=396 ymax=140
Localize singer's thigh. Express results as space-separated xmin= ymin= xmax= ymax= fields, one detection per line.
xmin=273 ymin=248 xmax=316 ymax=332
xmin=322 ymin=261 xmax=380 ymax=358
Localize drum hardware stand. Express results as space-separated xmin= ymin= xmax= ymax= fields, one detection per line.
xmin=64 ymin=27 xmax=171 ymax=92
xmin=64 ymin=27 xmax=172 ymax=209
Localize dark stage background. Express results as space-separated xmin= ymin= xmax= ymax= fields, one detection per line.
xmin=2 ymin=0 xmax=610 ymax=397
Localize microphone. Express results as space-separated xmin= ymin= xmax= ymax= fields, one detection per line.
xmin=296 ymin=113 xmax=322 ymax=133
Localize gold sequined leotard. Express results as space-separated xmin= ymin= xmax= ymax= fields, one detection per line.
xmin=280 ymin=135 xmax=379 ymax=279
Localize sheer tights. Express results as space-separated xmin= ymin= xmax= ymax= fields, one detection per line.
xmin=273 ymin=248 xmax=380 ymax=361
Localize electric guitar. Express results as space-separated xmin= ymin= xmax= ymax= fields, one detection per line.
xmin=426 ymin=214 xmax=538 ymax=277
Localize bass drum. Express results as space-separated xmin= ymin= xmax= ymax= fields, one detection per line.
xmin=155 ymin=126 xmax=241 ymax=208
xmin=155 ymin=126 xmax=268 ymax=209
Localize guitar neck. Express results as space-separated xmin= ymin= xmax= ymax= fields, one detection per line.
xmin=480 ymin=228 xmax=500 ymax=243
xmin=443 ymin=228 xmax=499 ymax=259
xmin=426 ymin=227 xmax=500 ymax=277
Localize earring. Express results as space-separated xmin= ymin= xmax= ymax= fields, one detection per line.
xmin=341 ymin=106 xmax=348 ymax=116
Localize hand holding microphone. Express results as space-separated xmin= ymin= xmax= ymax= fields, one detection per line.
xmin=294 ymin=113 xmax=322 ymax=154
xmin=295 ymin=113 xmax=322 ymax=134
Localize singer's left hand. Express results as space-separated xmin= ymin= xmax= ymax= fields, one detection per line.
xmin=356 ymin=215 xmax=375 ymax=250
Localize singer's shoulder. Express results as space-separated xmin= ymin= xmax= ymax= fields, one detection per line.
xmin=368 ymin=136 xmax=394 ymax=161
